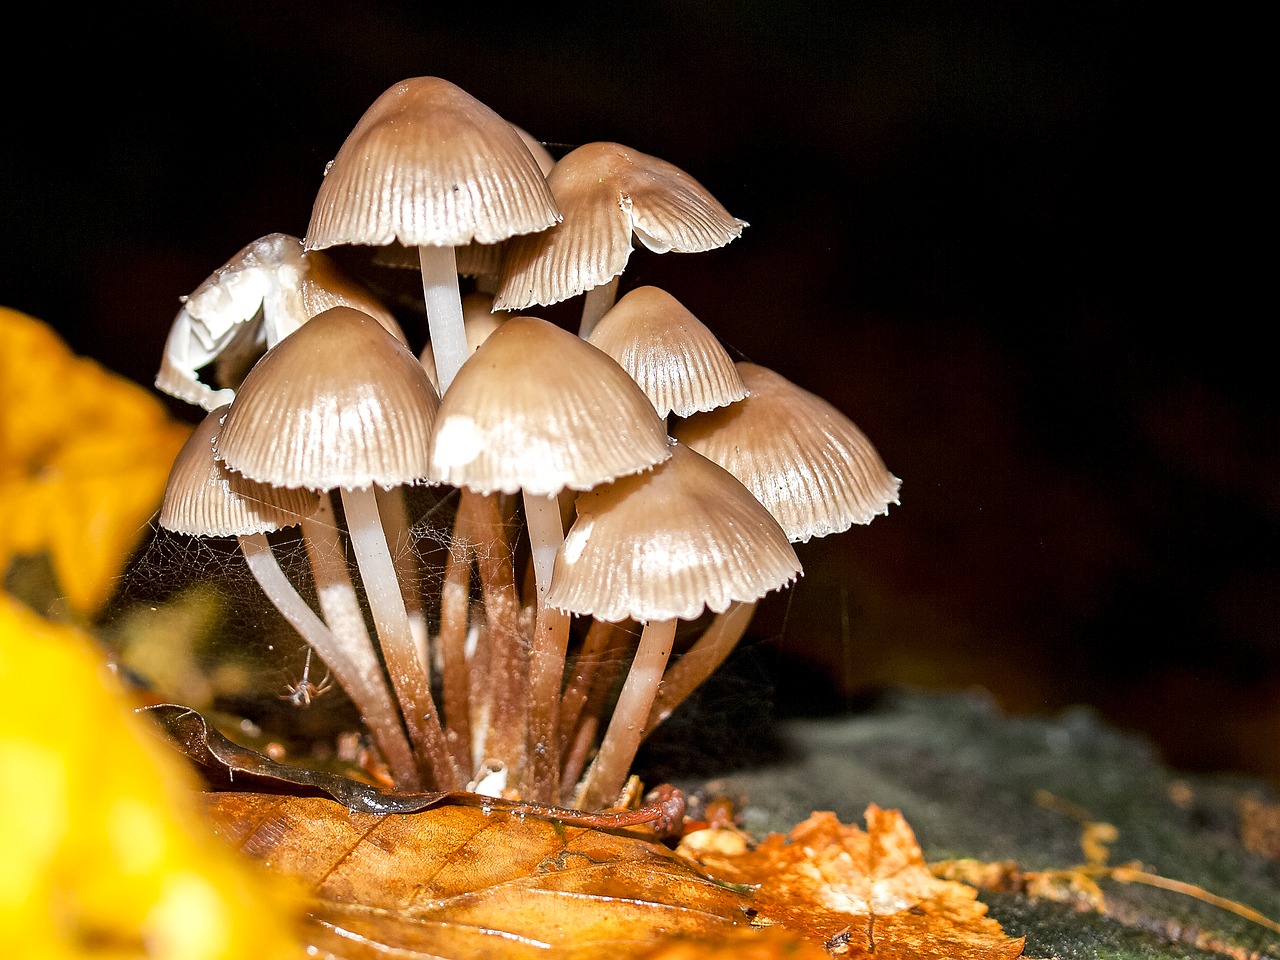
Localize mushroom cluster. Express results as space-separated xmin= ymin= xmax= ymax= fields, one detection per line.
xmin=152 ymin=76 xmax=900 ymax=810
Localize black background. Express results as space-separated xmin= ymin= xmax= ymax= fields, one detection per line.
xmin=3 ymin=3 xmax=1275 ymax=786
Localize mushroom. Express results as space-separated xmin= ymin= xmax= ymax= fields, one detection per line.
xmin=545 ymin=440 xmax=801 ymax=810
xmin=213 ymin=305 xmax=457 ymax=789
xmin=303 ymin=77 xmax=560 ymax=393
xmin=586 ymin=285 xmax=747 ymax=421
xmin=494 ymin=141 xmax=747 ymax=337
xmin=156 ymin=232 xmax=405 ymax=412
xmin=159 ymin=405 xmax=419 ymax=788
xmin=427 ymin=315 xmax=671 ymax=801
xmin=648 ymin=361 xmax=902 ymax=734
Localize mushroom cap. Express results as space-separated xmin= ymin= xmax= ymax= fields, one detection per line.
xmin=494 ymin=141 xmax=747 ymax=311
xmin=673 ymin=362 xmax=901 ymax=542
xmin=178 ymin=233 xmax=308 ymax=347
xmin=304 ymin=76 xmax=560 ymax=250
xmin=160 ymin=405 xmax=318 ymax=537
xmin=546 ymin=441 xmax=801 ymax=622
xmin=587 ymin=285 xmax=747 ymax=418
xmin=427 ymin=315 xmax=670 ymax=496
xmin=215 ymin=306 xmax=440 ymax=491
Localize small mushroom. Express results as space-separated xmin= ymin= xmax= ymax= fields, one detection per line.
xmin=214 ymin=306 xmax=457 ymax=789
xmin=587 ymin=285 xmax=747 ymax=420
xmin=155 ymin=233 xmax=404 ymax=412
xmin=648 ymin=361 xmax=902 ymax=735
xmin=494 ymin=141 xmax=746 ymax=336
xmin=160 ymin=405 xmax=419 ymax=788
xmin=546 ymin=440 xmax=800 ymax=810
xmin=304 ymin=77 xmax=560 ymax=393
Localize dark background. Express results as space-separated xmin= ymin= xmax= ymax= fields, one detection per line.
xmin=4 ymin=4 xmax=1275 ymax=786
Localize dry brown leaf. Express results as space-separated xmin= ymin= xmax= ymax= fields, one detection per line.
xmin=681 ymin=804 xmax=1025 ymax=960
xmin=204 ymin=794 xmax=1025 ymax=959
xmin=205 ymin=793 xmax=750 ymax=959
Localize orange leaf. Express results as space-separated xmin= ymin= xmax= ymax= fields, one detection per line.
xmin=680 ymin=805 xmax=1025 ymax=959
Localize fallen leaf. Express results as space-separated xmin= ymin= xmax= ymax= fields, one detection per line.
xmin=205 ymin=792 xmax=750 ymax=959
xmin=0 ymin=591 xmax=306 ymax=959
xmin=203 ymin=793 xmax=1025 ymax=959
xmin=681 ymin=805 xmax=1025 ymax=960
xmin=0 ymin=306 xmax=191 ymax=617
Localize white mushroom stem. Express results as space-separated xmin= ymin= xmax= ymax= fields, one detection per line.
xmin=641 ymin=599 xmax=758 ymax=739
xmin=237 ymin=532 xmax=419 ymax=788
xmin=341 ymin=485 xmax=459 ymax=790
xmin=375 ymin=485 xmax=429 ymax=672
xmin=524 ymin=491 xmax=571 ymax=803
xmin=578 ymin=276 xmax=620 ymax=339
xmin=419 ymin=245 xmax=469 ymax=392
xmin=574 ymin=617 xmax=677 ymax=811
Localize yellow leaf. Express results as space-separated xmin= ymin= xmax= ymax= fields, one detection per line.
xmin=0 ymin=306 xmax=191 ymax=617
xmin=0 ymin=591 xmax=307 ymax=960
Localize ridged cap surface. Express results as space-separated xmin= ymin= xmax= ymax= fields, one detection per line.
xmin=215 ymin=307 xmax=439 ymax=491
xmin=305 ymin=77 xmax=560 ymax=250
xmin=546 ymin=441 xmax=800 ymax=622
xmin=428 ymin=315 xmax=669 ymax=496
xmin=674 ymin=362 xmax=901 ymax=542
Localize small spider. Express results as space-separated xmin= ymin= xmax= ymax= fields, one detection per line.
xmin=279 ymin=649 xmax=333 ymax=707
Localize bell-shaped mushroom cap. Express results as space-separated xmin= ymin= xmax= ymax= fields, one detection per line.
xmin=304 ymin=77 xmax=560 ymax=251
xmin=215 ymin=306 xmax=440 ymax=491
xmin=160 ymin=406 xmax=318 ymax=537
xmin=587 ymin=285 xmax=747 ymax=418
xmin=546 ymin=441 xmax=801 ymax=622
xmin=427 ymin=315 xmax=670 ymax=496
xmin=673 ymin=362 xmax=901 ymax=542
xmin=494 ymin=142 xmax=747 ymax=311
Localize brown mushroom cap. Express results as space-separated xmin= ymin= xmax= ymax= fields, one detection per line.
xmin=215 ymin=306 xmax=440 ymax=491
xmin=160 ymin=405 xmax=318 ymax=537
xmin=304 ymin=77 xmax=560 ymax=251
xmin=587 ymin=285 xmax=747 ymax=418
xmin=546 ymin=441 xmax=801 ymax=622
xmin=494 ymin=141 xmax=747 ymax=311
xmin=673 ymin=362 xmax=901 ymax=542
xmin=427 ymin=315 xmax=670 ymax=496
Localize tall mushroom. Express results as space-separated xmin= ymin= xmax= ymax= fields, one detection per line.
xmin=427 ymin=315 xmax=671 ymax=801
xmin=303 ymin=77 xmax=560 ymax=394
xmin=159 ymin=405 xmax=419 ymax=788
xmin=545 ymin=440 xmax=801 ymax=811
xmin=213 ymin=306 xmax=457 ymax=789
xmin=494 ymin=142 xmax=747 ymax=337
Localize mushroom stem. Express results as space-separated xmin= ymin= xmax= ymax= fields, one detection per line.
xmin=438 ymin=489 xmax=479 ymax=776
xmin=419 ymin=245 xmax=468 ymax=392
xmin=578 ymin=276 xmax=620 ymax=339
xmin=524 ymin=490 xmax=571 ymax=803
xmin=466 ymin=491 xmax=527 ymax=783
xmin=296 ymin=494 xmax=421 ymax=789
xmin=375 ymin=485 xmax=430 ymax=673
xmin=238 ymin=532 xmax=420 ymax=789
xmin=340 ymin=485 xmax=459 ymax=790
xmin=574 ymin=617 xmax=677 ymax=811
xmin=641 ymin=600 xmax=758 ymax=739
xmin=559 ymin=619 xmax=630 ymax=805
